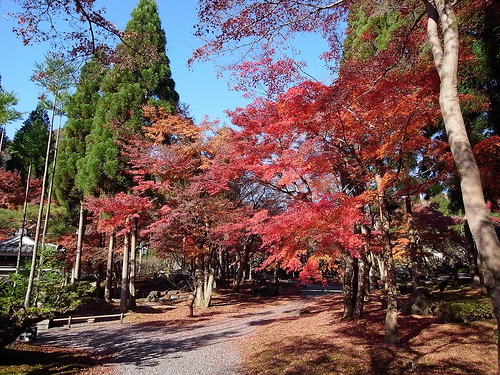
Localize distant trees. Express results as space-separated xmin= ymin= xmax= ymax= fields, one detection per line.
xmin=0 ymin=77 xmax=22 ymax=161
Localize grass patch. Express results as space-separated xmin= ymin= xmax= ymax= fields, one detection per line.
xmin=435 ymin=296 xmax=493 ymax=323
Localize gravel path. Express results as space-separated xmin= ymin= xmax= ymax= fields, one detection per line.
xmin=37 ymin=297 xmax=310 ymax=374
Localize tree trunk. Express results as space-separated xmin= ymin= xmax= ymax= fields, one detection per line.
xmin=368 ymin=253 xmax=379 ymax=290
xmin=128 ymin=219 xmax=137 ymax=309
xmin=376 ymin=174 xmax=399 ymax=346
xmin=41 ymin=114 xmax=62 ymax=248
xmin=0 ymin=124 xmax=4 ymax=158
xmin=194 ymin=268 xmax=204 ymax=307
xmin=376 ymin=253 xmax=386 ymax=288
xmin=71 ymin=202 xmax=85 ymax=283
xmin=424 ymin=0 xmax=500 ymax=364
xmin=23 ymin=96 xmax=56 ymax=308
xmin=405 ymin=195 xmax=419 ymax=289
xmin=105 ymin=234 xmax=115 ymax=303
xmin=120 ymin=229 xmax=130 ymax=313
xmin=16 ymin=164 xmax=31 ymax=272
xmin=203 ymin=268 xmax=215 ymax=308
xmin=353 ymin=254 xmax=367 ymax=319
xmin=233 ymin=238 xmax=252 ymax=292
xmin=342 ymin=254 xmax=355 ymax=319
xmin=361 ymin=224 xmax=373 ymax=298
xmin=464 ymin=220 xmax=482 ymax=288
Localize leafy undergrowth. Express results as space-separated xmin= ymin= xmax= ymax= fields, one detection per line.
xmin=240 ymin=290 xmax=497 ymax=375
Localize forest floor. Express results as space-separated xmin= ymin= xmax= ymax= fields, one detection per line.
xmin=0 ymin=286 xmax=497 ymax=375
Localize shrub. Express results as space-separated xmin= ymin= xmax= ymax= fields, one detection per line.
xmin=0 ymin=248 xmax=94 ymax=349
xmin=435 ymin=297 xmax=493 ymax=323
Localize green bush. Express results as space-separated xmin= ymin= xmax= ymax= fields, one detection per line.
xmin=435 ymin=297 xmax=493 ymax=323
xmin=0 ymin=248 xmax=94 ymax=349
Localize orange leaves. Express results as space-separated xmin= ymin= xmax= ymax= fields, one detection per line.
xmin=142 ymin=105 xmax=203 ymax=145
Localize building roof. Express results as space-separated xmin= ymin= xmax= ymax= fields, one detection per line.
xmin=0 ymin=235 xmax=62 ymax=254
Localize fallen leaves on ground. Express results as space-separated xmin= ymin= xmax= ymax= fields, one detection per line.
xmin=239 ymin=292 xmax=497 ymax=375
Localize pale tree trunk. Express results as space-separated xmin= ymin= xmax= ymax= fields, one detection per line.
xmin=104 ymin=234 xmax=115 ymax=303
xmin=405 ymin=195 xmax=419 ymax=289
xmin=71 ymin=202 xmax=85 ymax=283
xmin=0 ymin=125 xmax=4 ymax=158
xmin=23 ymin=96 xmax=56 ymax=308
xmin=424 ymin=0 xmax=500 ymax=365
xmin=128 ymin=219 xmax=137 ymax=309
xmin=16 ymin=164 xmax=32 ymax=272
xmin=376 ymin=174 xmax=399 ymax=346
xmin=194 ymin=268 xmax=204 ymax=307
xmin=376 ymin=253 xmax=386 ymax=288
xmin=203 ymin=268 xmax=215 ymax=308
xmin=194 ymin=255 xmax=216 ymax=309
xmin=41 ymin=115 xmax=63 ymax=248
xmin=120 ymin=228 xmax=130 ymax=313
xmin=368 ymin=252 xmax=378 ymax=289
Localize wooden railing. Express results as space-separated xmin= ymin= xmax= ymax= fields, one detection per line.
xmin=51 ymin=313 xmax=127 ymax=328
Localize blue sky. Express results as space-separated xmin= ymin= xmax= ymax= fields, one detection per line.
xmin=0 ymin=0 xmax=333 ymax=139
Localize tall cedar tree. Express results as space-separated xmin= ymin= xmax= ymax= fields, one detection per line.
xmin=54 ymin=56 xmax=108 ymax=283
xmin=55 ymin=56 xmax=108 ymax=215
xmin=76 ymin=0 xmax=179 ymax=196
xmin=77 ymin=0 xmax=178 ymax=310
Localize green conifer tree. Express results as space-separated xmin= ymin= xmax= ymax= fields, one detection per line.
xmin=77 ymin=0 xmax=179 ymax=196
xmin=55 ymin=57 xmax=108 ymax=214
xmin=7 ymin=106 xmax=50 ymax=178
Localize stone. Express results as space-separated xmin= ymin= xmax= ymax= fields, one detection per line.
xmin=146 ymin=290 xmax=162 ymax=302
xmin=404 ymin=286 xmax=431 ymax=315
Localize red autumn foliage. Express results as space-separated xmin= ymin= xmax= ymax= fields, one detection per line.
xmin=0 ymin=168 xmax=25 ymax=209
xmin=85 ymin=193 xmax=152 ymax=236
xmin=474 ymin=135 xmax=500 ymax=210
xmin=0 ymin=167 xmax=42 ymax=209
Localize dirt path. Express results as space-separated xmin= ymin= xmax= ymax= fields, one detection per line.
xmin=37 ymin=297 xmax=311 ymax=375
